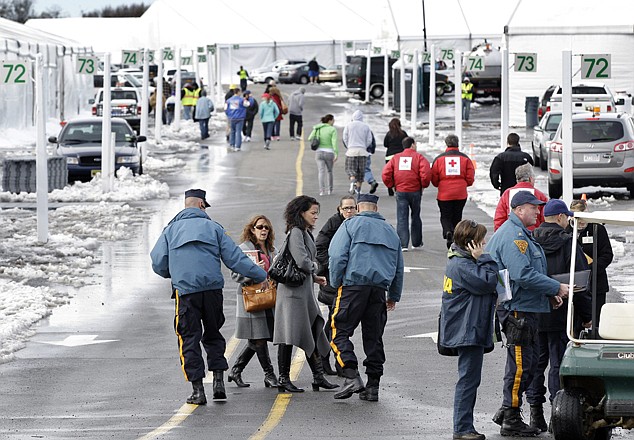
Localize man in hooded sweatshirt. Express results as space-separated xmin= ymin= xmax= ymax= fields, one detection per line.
xmin=342 ymin=110 xmax=374 ymax=195
xmin=288 ymin=87 xmax=305 ymax=140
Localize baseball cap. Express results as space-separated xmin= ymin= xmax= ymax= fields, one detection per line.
xmin=261 ymin=93 xmax=270 ymax=98
xmin=185 ymin=188 xmax=210 ymax=207
xmin=357 ymin=193 xmax=379 ymax=204
xmin=510 ymin=191 xmax=546 ymax=208
xmin=543 ymin=199 xmax=574 ymax=217
xmin=243 ymin=90 xmax=251 ymax=95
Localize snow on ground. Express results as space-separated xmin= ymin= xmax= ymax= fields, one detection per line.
xmin=0 ymin=90 xmax=634 ymax=364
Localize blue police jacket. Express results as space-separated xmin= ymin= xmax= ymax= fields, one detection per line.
xmin=486 ymin=212 xmax=560 ymax=312
xmin=328 ymin=211 xmax=404 ymax=302
xmin=439 ymin=245 xmax=498 ymax=348
xmin=150 ymin=207 xmax=266 ymax=296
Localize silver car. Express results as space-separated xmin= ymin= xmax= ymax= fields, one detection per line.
xmin=532 ymin=111 xmax=562 ymax=171
xmin=548 ymin=112 xmax=634 ymax=198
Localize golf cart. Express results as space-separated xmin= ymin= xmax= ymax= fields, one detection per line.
xmin=551 ymin=211 xmax=634 ymax=440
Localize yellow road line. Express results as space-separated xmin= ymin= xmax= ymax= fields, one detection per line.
xmin=295 ymin=136 xmax=304 ymax=196
xmin=136 ymin=336 xmax=240 ymax=440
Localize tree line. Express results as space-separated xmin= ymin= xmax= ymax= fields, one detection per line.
xmin=0 ymin=0 xmax=149 ymax=23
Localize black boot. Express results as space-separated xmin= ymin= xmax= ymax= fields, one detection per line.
xmin=252 ymin=341 xmax=279 ymax=388
xmin=359 ymin=374 xmax=380 ymax=401
xmin=500 ymin=407 xmax=540 ymax=437
xmin=322 ymin=355 xmax=337 ymax=376
xmin=227 ymin=344 xmax=255 ymax=388
xmin=212 ymin=370 xmax=227 ymax=400
xmin=492 ymin=406 xmax=505 ymax=425
xmin=529 ymin=404 xmax=548 ymax=432
xmin=306 ymin=351 xmax=338 ymax=391
xmin=277 ymin=344 xmax=304 ymax=393
xmin=334 ymin=368 xmax=365 ymax=399
xmin=186 ymin=379 xmax=207 ymax=405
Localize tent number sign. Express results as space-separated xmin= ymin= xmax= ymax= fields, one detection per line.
xmin=181 ymin=56 xmax=192 ymax=66
xmin=1 ymin=60 xmax=29 ymax=85
xmin=122 ymin=50 xmax=140 ymax=65
xmin=163 ymin=48 xmax=174 ymax=61
xmin=515 ymin=53 xmax=537 ymax=72
xmin=581 ymin=54 xmax=611 ymax=79
xmin=466 ymin=56 xmax=485 ymax=71
xmin=76 ymin=56 xmax=98 ymax=75
xmin=421 ymin=52 xmax=431 ymax=63
xmin=440 ymin=49 xmax=454 ymax=61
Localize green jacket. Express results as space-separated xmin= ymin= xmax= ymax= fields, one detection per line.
xmin=308 ymin=123 xmax=338 ymax=157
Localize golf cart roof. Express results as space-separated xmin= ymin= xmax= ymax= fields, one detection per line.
xmin=573 ymin=211 xmax=634 ymax=226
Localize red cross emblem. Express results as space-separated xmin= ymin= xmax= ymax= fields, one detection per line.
xmin=448 ymin=159 xmax=457 ymax=167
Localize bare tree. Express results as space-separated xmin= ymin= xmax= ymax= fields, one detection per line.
xmin=82 ymin=2 xmax=148 ymax=17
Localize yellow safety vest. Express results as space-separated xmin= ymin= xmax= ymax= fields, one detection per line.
xmin=238 ymin=69 xmax=248 ymax=80
xmin=182 ymin=88 xmax=196 ymax=106
xmin=192 ymin=88 xmax=201 ymax=105
xmin=461 ymin=82 xmax=473 ymax=100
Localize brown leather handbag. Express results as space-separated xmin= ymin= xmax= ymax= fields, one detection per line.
xmin=242 ymin=279 xmax=276 ymax=313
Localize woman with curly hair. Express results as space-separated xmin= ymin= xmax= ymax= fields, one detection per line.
xmin=273 ymin=195 xmax=338 ymax=393
xmin=228 ymin=215 xmax=279 ymax=389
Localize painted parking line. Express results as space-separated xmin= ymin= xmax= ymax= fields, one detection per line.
xmin=296 ymin=136 xmax=304 ymax=196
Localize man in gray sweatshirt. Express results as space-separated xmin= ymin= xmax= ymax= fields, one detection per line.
xmin=343 ymin=110 xmax=374 ymax=194
xmin=288 ymin=87 xmax=305 ymax=140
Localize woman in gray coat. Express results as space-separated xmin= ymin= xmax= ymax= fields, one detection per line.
xmin=229 ymin=215 xmax=279 ymax=389
xmin=273 ymin=196 xmax=338 ymax=393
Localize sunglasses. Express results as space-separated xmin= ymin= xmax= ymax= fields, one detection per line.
xmin=254 ymin=225 xmax=270 ymax=230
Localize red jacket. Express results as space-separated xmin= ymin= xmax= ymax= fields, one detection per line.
xmin=382 ymin=148 xmax=431 ymax=192
xmin=493 ymin=182 xmax=548 ymax=231
xmin=271 ymin=94 xmax=284 ymax=121
xmin=430 ymin=147 xmax=475 ymax=201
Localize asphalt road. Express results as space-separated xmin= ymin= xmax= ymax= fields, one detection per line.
xmin=1 ymin=85 xmax=627 ymax=440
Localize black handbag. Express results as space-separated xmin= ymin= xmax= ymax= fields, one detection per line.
xmin=268 ymin=236 xmax=307 ymax=287
xmin=310 ymin=127 xmax=321 ymax=150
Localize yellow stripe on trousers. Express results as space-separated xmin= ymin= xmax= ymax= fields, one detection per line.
xmin=174 ymin=291 xmax=188 ymax=381
xmin=329 ymin=286 xmax=345 ymax=368
xmin=511 ymin=312 xmax=523 ymax=408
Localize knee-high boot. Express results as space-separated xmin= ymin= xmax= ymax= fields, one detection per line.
xmin=277 ymin=344 xmax=304 ymax=393
xmin=227 ymin=344 xmax=255 ymax=388
xmin=252 ymin=342 xmax=279 ymax=388
xmin=306 ymin=350 xmax=339 ymax=391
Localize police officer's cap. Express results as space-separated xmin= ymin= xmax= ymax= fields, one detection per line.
xmin=510 ymin=191 xmax=545 ymax=209
xmin=357 ymin=193 xmax=379 ymax=204
xmin=185 ymin=188 xmax=211 ymax=207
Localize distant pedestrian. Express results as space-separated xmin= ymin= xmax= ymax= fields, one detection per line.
xmin=224 ymin=88 xmax=251 ymax=152
xmin=342 ymin=110 xmax=373 ymax=195
xmin=494 ymin=163 xmax=547 ymax=231
xmin=181 ymin=82 xmax=197 ymax=120
xmin=490 ymin=133 xmax=534 ymax=195
xmin=382 ymin=137 xmax=431 ymax=251
xmin=308 ymin=114 xmax=338 ymax=196
xmin=308 ymin=58 xmax=320 ymax=84
xmin=431 ymin=134 xmax=476 ymax=248
xmin=259 ymin=93 xmax=280 ymax=150
xmin=265 ymin=79 xmax=277 ymax=94
xmin=194 ymin=90 xmax=214 ymax=140
xmin=150 ymin=189 xmax=266 ymax=405
xmin=165 ymin=93 xmax=176 ymax=125
xmin=242 ymin=90 xmax=258 ymax=142
xmin=363 ymin=133 xmax=380 ymax=194
xmin=268 ymin=86 xmax=285 ymax=141
xmin=237 ymin=66 xmax=249 ymax=92
xmin=461 ymin=77 xmax=473 ymax=121
xmin=288 ymin=87 xmax=305 ymax=139
xmin=383 ymin=118 xmax=408 ymax=196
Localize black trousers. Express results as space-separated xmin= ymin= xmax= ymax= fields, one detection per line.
xmin=289 ymin=114 xmax=303 ymax=137
xmin=330 ymin=285 xmax=387 ymax=377
xmin=174 ymin=289 xmax=228 ymax=382
xmin=437 ymin=199 xmax=467 ymax=239
xmin=243 ymin=117 xmax=256 ymax=137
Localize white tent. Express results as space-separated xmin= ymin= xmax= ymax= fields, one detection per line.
xmin=506 ymin=0 xmax=634 ymax=126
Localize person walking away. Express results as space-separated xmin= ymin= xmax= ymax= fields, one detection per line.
xmin=329 ymin=194 xmax=404 ymax=402
xmin=461 ymin=78 xmax=473 ymax=121
xmin=228 ymin=215 xmax=279 ymax=389
xmin=150 ymin=189 xmax=267 ymax=405
xmin=181 ymin=82 xmax=196 ymax=120
xmin=308 ymin=114 xmax=338 ymax=196
xmin=288 ymin=87 xmax=305 ymax=139
xmin=268 ymin=86 xmax=285 ymax=141
xmin=486 ymin=191 xmax=569 ymax=436
xmin=383 ymin=118 xmax=408 ymax=196
xmin=224 ymin=88 xmax=250 ymax=152
xmin=194 ymin=90 xmax=214 ymax=140
xmin=265 ymin=79 xmax=277 ymax=94
xmin=308 ymin=57 xmax=320 ymax=84
xmin=363 ymin=133 xmax=380 ymax=194
xmin=259 ymin=93 xmax=280 ymax=150
xmin=439 ymin=220 xmax=498 ymax=440
xmin=568 ymin=198 xmax=613 ymax=329
xmin=493 ymin=163 xmax=547 ymax=231
xmin=525 ymin=199 xmax=592 ymax=432
xmin=382 ymin=137 xmax=431 ymax=251
xmin=431 ymin=134 xmax=476 ymax=248
xmin=343 ymin=110 xmax=373 ymax=195
xmin=490 ymin=132 xmax=534 ymax=195
xmin=242 ymin=90 xmax=258 ymax=142
xmin=165 ymin=93 xmax=176 ymax=125
xmin=237 ymin=65 xmax=249 ymax=92
xmin=273 ymin=196 xmax=338 ymax=393
xmin=315 ymin=196 xmax=357 ymax=375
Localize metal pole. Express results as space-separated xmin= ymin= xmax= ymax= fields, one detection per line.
xmin=410 ymin=50 xmax=419 ymax=134
xmin=399 ymin=44 xmax=406 ymax=121
xmin=174 ymin=49 xmax=181 ymax=130
xmin=562 ymin=50 xmax=573 ymax=204
xmin=383 ymin=50 xmax=389 ymax=114
xmin=429 ymin=44 xmax=436 ymax=147
xmin=101 ymin=52 xmax=113 ymax=193
xmin=140 ymin=48 xmax=149 ymax=137
xmin=35 ymin=54 xmax=48 ymax=244
xmin=206 ymin=49 xmax=213 ymax=100
xmin=216 ymin=47 xmax=222 ymax=106
xmin=340 ymin=42 xmax=347 ymax=91
xmin=501 ymin=47 xmax=509 ymax=151
xmin=154 ymin=49 xmax=164 ymax=144
xmin=364 ymin=44 xmax=371 ymax=103
xmin=454 ymin=50 xmax=462 ymax=142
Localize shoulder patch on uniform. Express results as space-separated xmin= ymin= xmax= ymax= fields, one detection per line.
xmin=514 ymin=240 xmax=528 ymax=254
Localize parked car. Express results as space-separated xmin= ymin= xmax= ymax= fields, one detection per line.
xmin=345 ymin=55 xmax=397 ymax=100
xmin=547 ymin=82 xmax=617 ymax=115
xmin=49 ymin=117 xmax=146 ymax=182
xmin=615 ymin=91 xmax=633 ymax=114
xmin=319 ymin=65 xmax=342 ymax=83
xmin=278 ymin=63 xmax=326 ymax=84
xmin=532 ymin=111 xmax=562 ymax=170
xmin=251 ymin=59 xmax=307 ymax=84
xmin=90 ymin=87 xmax=142 ymax=132
xmin=547 ymin=112 xmax=634 ymax=198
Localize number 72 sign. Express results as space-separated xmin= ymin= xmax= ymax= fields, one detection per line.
xmin=1 ymin=60 xmax=29 ymax=85
xmin=581 ymin=54 xmax=611 ymax=79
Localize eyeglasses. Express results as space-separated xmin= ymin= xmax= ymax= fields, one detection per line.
xmin=341 ymin=206 xmax=357 ymax=211
xmin=254 ymin=225 xmax=270 ymax=230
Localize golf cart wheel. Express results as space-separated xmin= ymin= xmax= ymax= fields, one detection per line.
xmin=370 ymin=85 xmax=384 ymax=99
xmin=552 ymin=388 xmax=585 ymax=440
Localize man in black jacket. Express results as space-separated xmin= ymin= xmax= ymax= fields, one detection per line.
xmin=490 ymin=133 xmax=534 ymax=195
xmin=525 ymin=199 xmax=592 ymax=432
xmin=315 ymin=196 xmax=357 ymax=375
